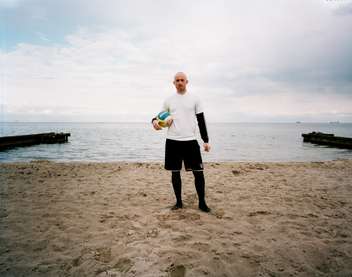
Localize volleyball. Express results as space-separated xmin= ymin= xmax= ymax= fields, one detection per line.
xmin=157 ymin=111 xmax=172 ymax=128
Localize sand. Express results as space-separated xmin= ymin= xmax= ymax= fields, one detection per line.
xmin=0 ymin=159 xmax=351 ymax=277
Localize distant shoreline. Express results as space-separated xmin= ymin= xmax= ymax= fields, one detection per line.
xmin=1 ymin=158 xmax=352 ymax=165
xmin=1 ymin=121 xmax=352 ymax=124
xmin=1 ymin=159 xmax=352 ymax=165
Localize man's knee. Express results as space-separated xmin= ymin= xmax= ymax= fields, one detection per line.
xmin=192 ymin=170 xmax=204 ymax=176
xmin=172 ymin=170 xmax=181 ymax=181
xmin=172 ymin=170 xmax=181 ymax=176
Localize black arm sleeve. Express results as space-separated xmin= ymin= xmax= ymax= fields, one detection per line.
xmin=196 ymin=112 xmax=209 ymax=143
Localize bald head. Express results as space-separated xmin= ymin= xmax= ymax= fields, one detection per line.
xmin=174 ymin=72 xmax=188 ymax=81
xmin=173 ymin=72 xmax=188 ymax=93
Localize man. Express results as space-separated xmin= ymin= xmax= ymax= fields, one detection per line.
xmin=152 ymin=72 xmax=211 ymax=212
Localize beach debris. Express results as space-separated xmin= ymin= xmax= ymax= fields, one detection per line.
xmin=146 ymin=228 xmax=159 ymax=238
xmin=302 ymin=132 xmax=352 ymax=149
xmin=248 ymin=210 xmax=271 ymax=217
xmin=99 ymin=213 xmax=114 ymax=223
xmin=0 ymin=132 xmax=71 ymax=151
xmin=232 ymin=170 xmax=241 ymax=175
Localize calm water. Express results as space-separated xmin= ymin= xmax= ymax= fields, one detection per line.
xmin=0 ymin=122 xmax=352 ymax=162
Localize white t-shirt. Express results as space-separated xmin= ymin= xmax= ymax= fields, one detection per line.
xmin=162 ymin=91 xmax=203 ymax=141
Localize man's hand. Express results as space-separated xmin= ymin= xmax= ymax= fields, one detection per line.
xmin=152 ymin=119 xmax=162 ymax=130
xmin=203 ymin=143 xmax=211 ymax=152
xmin=166 ymin=117 xmax=173 ymax=127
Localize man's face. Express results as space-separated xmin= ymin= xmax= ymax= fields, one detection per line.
xmin=173 ymin=73 xmax=188 ymax=92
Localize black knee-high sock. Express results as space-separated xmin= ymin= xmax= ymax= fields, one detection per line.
xmin=193 ymin=171 xmax=210 ymax=212
xmin=193 ymin=170 xmax=206 ymax=205
xmin=171 ymin=171 xmax=182 ymax=206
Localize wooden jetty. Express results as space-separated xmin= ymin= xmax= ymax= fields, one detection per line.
xmin=302 ymin=132 xmax=352 ymax=149
xmin=0 ymin=132 xmax=70 ymax=151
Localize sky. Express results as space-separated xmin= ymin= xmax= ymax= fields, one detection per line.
xmin=0 ymin=0 xmax=352 ymax=122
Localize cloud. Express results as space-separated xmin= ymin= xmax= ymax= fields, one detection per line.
xmin=334 ymin=3 xmax=352 ymax=16
xmin=0 ymin=0 xmax=22 ymax=9
xmin=1 ymin=0 xmax=352 ymax=122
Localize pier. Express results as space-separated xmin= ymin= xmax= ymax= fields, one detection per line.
xmin=302 ymin=132 xmax=352 ymax=149
xmin=0 ymin=132 xmax=71 ymax=151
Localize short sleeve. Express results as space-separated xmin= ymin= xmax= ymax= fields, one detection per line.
xmin=162 ymin=99 xmax=169 ymax=113
xmin=195 ymin=95 xmax=204 ymax=114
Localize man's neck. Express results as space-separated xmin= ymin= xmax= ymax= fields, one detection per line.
xmin=176 ymin=89 xmax=187 ymax=95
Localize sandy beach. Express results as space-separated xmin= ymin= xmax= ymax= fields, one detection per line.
xmin=0 ymin=159 xmax=351 ymax=276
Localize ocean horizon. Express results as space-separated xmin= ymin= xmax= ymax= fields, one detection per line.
xmin=1 ymin=122 xmax=352 ymax=163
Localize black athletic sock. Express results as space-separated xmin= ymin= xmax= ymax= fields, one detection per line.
xmin=193 ymin=171 xmax=210 ymax=212
xmin=171 ymin=171 xmax=182 ymax=208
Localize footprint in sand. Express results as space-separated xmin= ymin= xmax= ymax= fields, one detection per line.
xmin=94 ymin=257 xmax=134 ymax=276
xmin=168 ymin=264 xmax=186 ymax=277
xmin=113 ymin=257 xmax=134 ymax=273
xmin=94 ymin=247 xmax=112 ymax=263
xmin=213 ymin=209 xmax=225 ymax=219
xmin=184 ymin=194 xmax=197 ymax=205
xmin=156 ymin=212 xmax=201 ymax=222
xmin=192 ymin=241 xmax=210 ymax=252
xmin=172 ymin=234 xmax=192 ymax=242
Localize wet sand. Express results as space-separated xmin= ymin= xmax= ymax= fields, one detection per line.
xmin=0 ymin=160 xmax=351 ymax=276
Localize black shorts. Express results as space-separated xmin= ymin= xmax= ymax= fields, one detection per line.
xmin=165 ymin=139 xmax=203 ymax=171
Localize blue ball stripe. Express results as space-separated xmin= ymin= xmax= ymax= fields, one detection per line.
xmin=158 ymin=111 xmax=170 ymax=120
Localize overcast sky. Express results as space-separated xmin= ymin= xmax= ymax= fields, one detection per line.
xmin=1 ymin=0 xmax=352 ymax=122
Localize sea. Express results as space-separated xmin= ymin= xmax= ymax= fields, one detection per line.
xmin=0 ymin=122 xmax=352 ymax=163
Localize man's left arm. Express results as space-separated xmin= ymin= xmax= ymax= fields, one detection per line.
xmin=196 ymin=112 xmax=210 ymax=152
